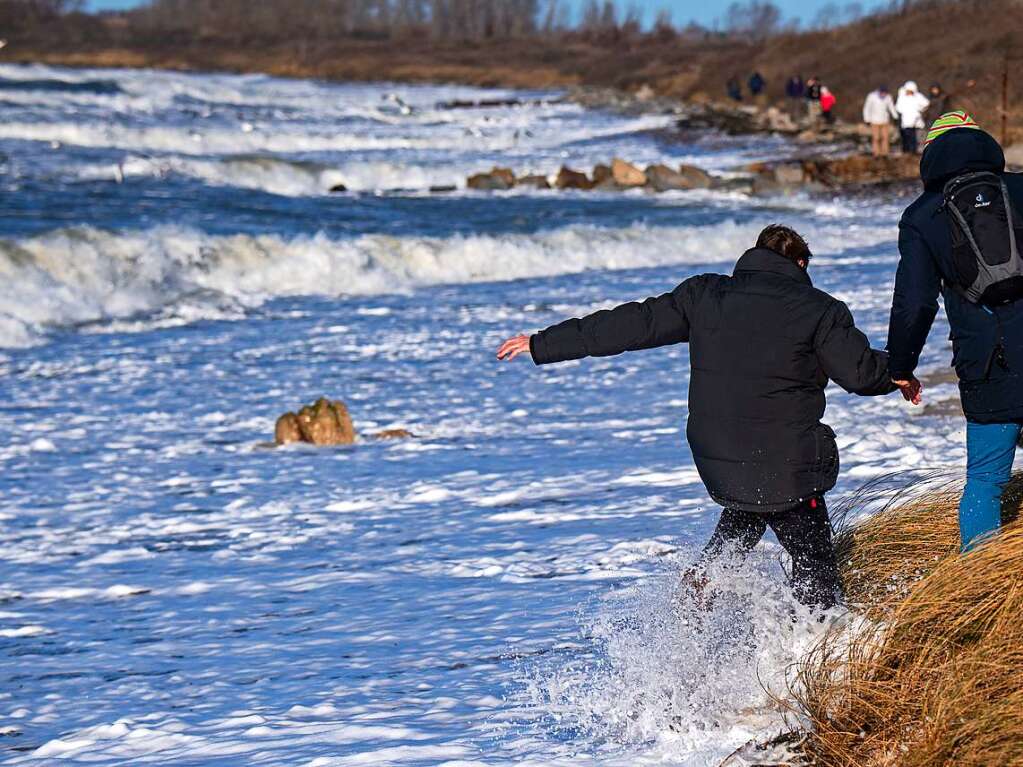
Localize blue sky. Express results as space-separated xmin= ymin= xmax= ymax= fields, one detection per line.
xmin=85 ymin=0 xmax=889 ymax=28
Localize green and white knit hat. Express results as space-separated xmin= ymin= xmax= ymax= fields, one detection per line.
xmin=924 ymin=110 xmax=981 ymax=147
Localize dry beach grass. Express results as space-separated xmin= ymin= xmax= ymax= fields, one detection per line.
xmin=790 ymin=474 xmax=1023 ymax=766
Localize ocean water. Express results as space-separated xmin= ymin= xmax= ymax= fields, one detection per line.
xmin=0 ymin=64 xmax=960 ymax=765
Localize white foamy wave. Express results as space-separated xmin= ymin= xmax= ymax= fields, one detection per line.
xmin=0 ymin=121 xmax=457 ymax=155
xmin=77 ymin=155 xmax=466 ymax=196
xmin=524 ymin=553 xmax=835 ymax=760
xmin=0 ymin=219 xmax=894 ymax=348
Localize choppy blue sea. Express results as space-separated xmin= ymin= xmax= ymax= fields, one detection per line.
xmin=0 ymin=64 xmax=958 ymax=765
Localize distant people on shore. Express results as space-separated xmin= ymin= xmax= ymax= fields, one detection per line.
xmin=748 ymin=71 xmax=765 ymax=102
xmin=896 ymin=81 xmax=930 ymax=154
xmin=786 ymin=74 xmax=805 ymax=100
xmin=820 ymin=86 xmax=837 ymax=125
xmin=805 ymin=76 xmax=823 ymax=122
xmin=862 ymin=85 xmax=899 ymax=156
xmin=785 ymin=74 xmax=804 ymax=119
xmin=727 ymin=75 xmax=743 ymax=102
xmin=924 ymin=82 xmax=952 ymax=127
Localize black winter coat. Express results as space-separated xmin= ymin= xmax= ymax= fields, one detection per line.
xmin=530 ymin=248 xmax=894 ymax=513
xmin=887 ymin=129 xmax=1023 ymax=422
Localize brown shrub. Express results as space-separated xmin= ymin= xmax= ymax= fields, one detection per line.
xmin=791 ymin=473 xmax=1023 ymax=767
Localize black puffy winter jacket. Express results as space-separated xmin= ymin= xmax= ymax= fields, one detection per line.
xmin=530 ymin=248 xmax=894 ymax=513
xmin=887 ymin=128 xmax=1023 ymax=422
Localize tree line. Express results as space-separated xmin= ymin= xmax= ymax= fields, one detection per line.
xmin=0 ymin=0 xmax=982 ymax=45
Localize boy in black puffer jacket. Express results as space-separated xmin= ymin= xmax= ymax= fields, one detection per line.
xmin=498 ymin=225 xmax=901 ymax=609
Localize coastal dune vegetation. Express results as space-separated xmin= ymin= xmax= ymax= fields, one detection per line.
xmin=788 ymin=475 xmax=1023 ymax=766
xmin=3 ymin=0 xmax=1022 ymax=139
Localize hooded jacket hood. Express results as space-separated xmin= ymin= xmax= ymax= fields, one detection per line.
xmin=920 ymin=127 xmax=1005 ymax=192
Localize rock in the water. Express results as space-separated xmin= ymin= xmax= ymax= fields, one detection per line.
xmin=645 ymin=163 xmax=713 ymax=191
xmin=591 ymin=163 xmax=612 ymax=185
xmin=374 ymin=428 xmax=415 ymax=440
xmin=467 ymin=166 xmax=515 ymax=191
xmin=611 ymin=158 xmax=646 ymax=187
xmin=679 ymin=164 xmax=715 ymax=189
xmin=275 ymin=397 xmax=356 ymax=446
xmin=274 ymin=413 xmax=303 ymax=445
xmin=328 ymin=182 xmax=348 ymax=193
xmin=516 ymin=174 xmax=551 ymax=189
xmin=555 ymin=166 xmax=594 ymax=190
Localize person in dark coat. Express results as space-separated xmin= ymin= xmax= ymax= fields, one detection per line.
xmin=498 ymin=225 xmax=899 ymax=609
xmin=923 ymin=83 xmax=952 ymax=128
xmin=887 ymin=112 xmax=1023 ymax=550
xmin=749 ymin=71 xmax=766 ymax=97
xmin=786 ymin=75 xmax=805 ymax=99
xmin=727 ymin=75 xmax=743 ymax=102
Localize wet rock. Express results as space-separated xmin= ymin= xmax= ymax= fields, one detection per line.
xmin=516 ymin=174 xmax=550 ymax=190
xmin=274 ymin=413 xmax=303 ymax=444
xmin=802 ymin=153 xmax=919 ymax=186
xmin=634 ymin=84 xmax=656 ymax=102
xmin=467 ymin=166 xmax=515 ymax=191
xmin=429 ymin=184 xmax=457 ymax=193
xmin=275 ymin=397 xmax=356 ymax=446
xmin=750 ymin=153 xmax=918 ymax=195
xmin=373 ymin=429 xmax=415 ymax=440
xmin=611 ymin=158 xmax=647 ymax=187
xmin=676 ymin=103 xmax=760 ymax=135
xmin=555 ymin=166 xmax=594 ymax=190
xmin=645 ymin=163 xmax=708 ymax=191
xmin=591 ymin=163 xmax=612 ymax=185
xmin=757 ymin=105 xmax=798 ymax=134
xmin=328 ymin=183 xmax=348 ymax=193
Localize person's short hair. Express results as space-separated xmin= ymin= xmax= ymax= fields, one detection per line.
xmin=756 ymin=224 xmax=812 ymax=264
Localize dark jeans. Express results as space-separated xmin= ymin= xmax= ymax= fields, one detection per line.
xmin=900 ymin=126 xmax=919 ymax=154
xmin=700 ymin=497 xmax=842 ymax=609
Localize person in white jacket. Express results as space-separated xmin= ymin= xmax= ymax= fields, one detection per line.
xmin=862 ymin=85 xmax=899 ymax=156
xmin=895 ymin=81 xmax=930 ymax=154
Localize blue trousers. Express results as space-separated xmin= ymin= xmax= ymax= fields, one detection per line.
xmin=960 ymin=421 xmax=1021 ymax=551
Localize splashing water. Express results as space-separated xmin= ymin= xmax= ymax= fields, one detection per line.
xmin=523 ymin=548 xmax=837 ymax=761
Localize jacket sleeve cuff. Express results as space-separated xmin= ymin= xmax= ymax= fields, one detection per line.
xmin=529 ymin=333 xmax=545 ymax=366
xmin=889 ymin=369 xmax=916 ymax=381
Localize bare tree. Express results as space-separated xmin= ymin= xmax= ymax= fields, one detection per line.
xmin=723 ymin=0 xmax=782 ymax=41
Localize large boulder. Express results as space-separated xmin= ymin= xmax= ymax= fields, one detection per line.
xmin=516 ymin=174 xmax=551 ymax=190
xmin=275 ymin=398 xmax=356 ymax=446
xmin=591 ymin=163 xmax=613 ymax=186
xmin=645 ymin=163 xmax=714 ymax=191
xmin=555 ymin=166 xmax=594 ymax=190
xmin=611 ymin=158 xmax=647 ymax=187
xmin=757 ymin=106 xmax=798 ymax=134
xmin=467 ymin=166 xmax=515 ymax=191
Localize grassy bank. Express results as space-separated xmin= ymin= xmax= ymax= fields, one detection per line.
xmin=788 ymin=474 xmax=1023 ymax=766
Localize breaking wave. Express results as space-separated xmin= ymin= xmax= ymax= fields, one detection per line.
xmin=0 ymin=219 xmax=895 ymax=348
xmin=0 ymin=76 xmax=123 ymax=95
xmin=78 ymin=154 xmax=467 ymax=196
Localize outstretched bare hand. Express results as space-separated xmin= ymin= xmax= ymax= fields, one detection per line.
xmin=893 ymin=376 xmax=923 ymax=405
xmin=496 ymin=335 xmax=532 ymax=362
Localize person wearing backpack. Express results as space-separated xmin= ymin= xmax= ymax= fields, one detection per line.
xmin=887 ymin=111 xmax=1023 ymax=550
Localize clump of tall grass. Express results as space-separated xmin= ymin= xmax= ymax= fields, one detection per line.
xmin=789 ymin=473 xmax=1023 ymax=767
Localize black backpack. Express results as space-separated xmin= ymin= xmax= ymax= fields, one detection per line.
xmin=943 ymin=171 xmax=1023 ymax=305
